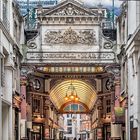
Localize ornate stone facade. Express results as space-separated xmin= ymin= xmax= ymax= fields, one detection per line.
xmin=22 ymin=0 xmax=118 ymax=140
xmin=44 ymin=27 xmax=97 ymax=45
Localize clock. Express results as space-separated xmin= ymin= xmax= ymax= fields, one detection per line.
xmin=33 ymin=79 xmax=41 ymax=90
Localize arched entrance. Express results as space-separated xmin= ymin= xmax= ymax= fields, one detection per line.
xmin=50 ymin=79 xmax=97 ymax=113
xmin=20 ymin=0 xmax=120 ymax=139
xmin=22 ymin=65 xmax=115 ymax=140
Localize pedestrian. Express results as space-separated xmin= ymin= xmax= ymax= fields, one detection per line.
xmin=73 ymin=137 xmax=77 ymax=140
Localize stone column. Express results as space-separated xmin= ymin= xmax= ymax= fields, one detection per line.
xmin=26 ymin=94 xmax=32 ymax=140
xmin=20 ymin=76 xmax=27 ymax=139
xmin=105 ymin=65 xmax=123 ymax=140
xmin=111 ymin=75 xmax=122 ymax=140
xmin=4 ymin=65 xmax=14 ymax=140
xmin=44 ymin=97 xmax=51 ymax=140
xmin=20 ymin=66 xmax=35 ymax=140
xmin=44 ymin=78 xmax=51 ymax=139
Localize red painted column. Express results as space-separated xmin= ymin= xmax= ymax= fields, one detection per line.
xmin=20 ymin=76 xmax=28 ymax=139
xmin=105 ymin=65 xmax=123 ymax=139
xmin=20 ymin=76 xmax=27 ymax=119
xmin=114 ymin=76 xmax=121 ymax=107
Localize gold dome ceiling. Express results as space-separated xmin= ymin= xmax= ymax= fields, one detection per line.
xmin=50 ymin=79 xmax=97 ymax=111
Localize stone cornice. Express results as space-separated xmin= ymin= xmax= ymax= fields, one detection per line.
xmin=4 ymin=64 xmax=15 ymax=71
xmin=38 ymin=16 xmax=100 ymax=25
xmin=125 ymin=25 xmax=140 ymax=55
xmin=0 ymin=19 xmax=14 ymax=46
xmin=0 ymin=19 xmax=22 ymax=56
xmin=41 ymin=0 xmax=96 ymax=16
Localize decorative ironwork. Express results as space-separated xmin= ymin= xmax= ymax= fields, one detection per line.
xmin=64 ymin=81 xmax=80 ymax=101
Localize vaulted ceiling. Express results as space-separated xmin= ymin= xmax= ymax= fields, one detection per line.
xmin=49 ymin=79 xmax=97 ymax=112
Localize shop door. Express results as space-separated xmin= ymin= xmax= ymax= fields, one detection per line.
xmin=32 ymin=123 xmax=44 ymax=140
xmin=32 ymin=132 xmax=41 ymax=140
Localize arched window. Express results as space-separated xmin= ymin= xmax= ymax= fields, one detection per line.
xmin=62 ymin=103 xmax=88 ymax=113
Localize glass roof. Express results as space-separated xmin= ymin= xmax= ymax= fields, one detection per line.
xmin=50 ymin=79 xmax=97 ymax=112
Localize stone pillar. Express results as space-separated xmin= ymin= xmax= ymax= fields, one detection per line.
xmin=114 ymin=76 xmax=121 ymax=107
xmin=111 ymin=74 xmax=123 ymax=140
xmin=26 ymin=94 xmax=32 ymax=140
xmin=105 ymin=65 xmax=123 ymax=140
xmin=20 ymin=76 xmax=27 ymax=139
xmin=4 ymin=66 xmax=13 ymax=140
xmin=44 ymin=97 xmax=51 ymax=140
xmin=125 ymin=102 xmax=128 ymax=140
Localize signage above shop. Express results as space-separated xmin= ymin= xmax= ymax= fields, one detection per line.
xmin=26 ymin=52 xmax=115 ymax=64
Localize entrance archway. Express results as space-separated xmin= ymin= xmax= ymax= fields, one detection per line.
xmin=50 ymin=79 xmax=97 ymax=113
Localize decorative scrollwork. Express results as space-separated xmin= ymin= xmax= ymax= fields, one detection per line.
xmin=44 ymin=31 xmax=63 ymax=44
xmin=63 ymin=27 xmax=78 ymax=44
xmin=104 ymin=42 xmax=113 ymax=49
xmin=44 ymin=27 xmax=97 ymax=45
xmin=28 ymin=42 xmax=37 ymax=49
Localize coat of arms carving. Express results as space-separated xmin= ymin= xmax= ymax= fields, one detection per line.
xmin=44 ymin=27 xmax=97 ymax=45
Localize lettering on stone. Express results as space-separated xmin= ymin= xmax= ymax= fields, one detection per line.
xmin=26 ymin=52 xmax=115 ymax=63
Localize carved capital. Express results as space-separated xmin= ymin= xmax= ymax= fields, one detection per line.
xmin=105 ymin=65 xmax=121 ymax=77
xmin=20 ymin=66 xmax=36 ymax=77
xmin=20 ymin=77 xmax=27 ymax=86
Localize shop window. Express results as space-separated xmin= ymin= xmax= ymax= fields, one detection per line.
xmin=106 ymin=99 xmax=111 ymax=113
xmin=32 ymin=98 xmax=41 ymax=113
xmin=107 ymin=107 xmax=111 ymax=113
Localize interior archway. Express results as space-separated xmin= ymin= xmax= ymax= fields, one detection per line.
xmin=49 ymin=79 xmax=97 ymax=113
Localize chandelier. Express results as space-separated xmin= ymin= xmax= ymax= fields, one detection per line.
xmin=64 ymin=81 xmax=80 ymax=101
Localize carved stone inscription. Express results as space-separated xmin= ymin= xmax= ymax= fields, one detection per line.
xmin=26 ymin=52 xmax=115 ymax=63
xmin=44 ymin=27 xmax=97 ymax=45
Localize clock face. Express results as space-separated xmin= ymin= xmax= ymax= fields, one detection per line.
xmin=33 ymin=79 xmax=41 ymax=90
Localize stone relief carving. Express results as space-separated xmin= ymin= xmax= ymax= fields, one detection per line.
xmin=44 ymin=31 xmax=63 ymax=44
xmin=104 ymin=42 xmax=113 ymax=49
xmin=52 ymin=4 xmax=88 ymax=16
xmin=44 ymin=27 xmax=97 ymax=45
xmin=28 ymin=42 xmax=37 ymax=49
xmin=63 ymin=27 xmax=78 ymax=44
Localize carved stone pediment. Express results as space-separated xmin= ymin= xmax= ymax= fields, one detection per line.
xmin=44 ymin=27 xmax=97 ymax=45
xmin=43 ymin=0 xmax=96 ymax=16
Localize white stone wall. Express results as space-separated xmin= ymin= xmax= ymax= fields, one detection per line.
xmin=41 ymin=25 xmax=100 ymax=52
xmin=0 ymin=0 xmax=23 ymax=139
xmin=128 ymin=1 xmax=140 ymax=35
xmin=117 ymin=2 xmax=140 ymax=140
xmin=0 ymin=1 xmax=14 ymax=139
